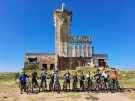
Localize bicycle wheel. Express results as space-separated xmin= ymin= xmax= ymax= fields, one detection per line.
xmin=84 ymin=83 xmax=90 ymax=93
xmin=72 ymin=82 xmax=77 ymax=92
xmin=26 ymin=83 xmax=32 ymax=94
xmin=35 ymin=83 xmax=40 ymax=93
xmin=117 ymin=83 xmax=124 ymax=92
xmin=49 ymin=81 xmax=53 ymax=91
xmin=63 ymin=81 xmax=67 ymax=92
xmin=110 ymin=83 xmax=117 ymax=93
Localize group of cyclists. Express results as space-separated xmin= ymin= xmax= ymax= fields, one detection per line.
xmin=19 ymin=68 xmax=119 ymax=94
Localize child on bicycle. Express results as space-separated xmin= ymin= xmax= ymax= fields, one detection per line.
xmin=19 ymin=71 xmax=29 ymax=94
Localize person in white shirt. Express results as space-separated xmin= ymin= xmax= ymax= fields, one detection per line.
xmin=102 ymin=70 xmax=109 ymax=89
xmin=86 ymin=71 xmax=92 ymax=86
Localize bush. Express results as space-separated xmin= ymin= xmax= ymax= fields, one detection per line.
xmin=23 ymin=64 xmax=38 ymax=71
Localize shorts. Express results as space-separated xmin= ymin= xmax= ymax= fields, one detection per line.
xmin=20 ymin=81 xmax=26 ymax=86
xmin=32 ymin=79 xmax=38 ymax=84
xmin=66 ymin=80 xmax=70 ymax=84
xmin=104 ymin=78 xmax=108 ymax=82
xmin=80 ymin=81 xmax=84 ymax=86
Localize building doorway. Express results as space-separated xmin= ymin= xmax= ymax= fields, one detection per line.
xmin=42 ymin=64 xmax=47 ymax=70
xmin=98 ymin=59 xmax=106 ymax=67
xmin=50 ymin=64 xmax=54 ymax=70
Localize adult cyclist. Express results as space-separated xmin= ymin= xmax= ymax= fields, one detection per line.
xmin=64 ymin=70 xmax=71 ymax=89
xmin=112 ymin=70 xmax=119 ymax=85
xmin=50 ymin=68 xmax=55 ymax=86
xmin=102 ymin=70 xmax=109 ymax=90
xmin=54 ymin=70 xmax=60 ymax=83
xmin=19 ymin=71 xmax=29 ymax=94
xmin=94 ymin=69 xmax=102 ymax=85
xmin=79 ymin=72 xmax=85 ymax=91
xmin=31 ymin=69 xmax=38 ymax=90
xmin=86 ymin=71 xmax=92 ymax=87
xmin=40 ymin=70 xmax=47 ymax=91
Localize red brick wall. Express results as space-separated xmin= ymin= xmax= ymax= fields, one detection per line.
xmin=58 ymin=57 xmax=91 ymax=70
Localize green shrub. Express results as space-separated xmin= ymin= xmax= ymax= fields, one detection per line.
xmin=23 ymin=64 xmax=38 ymax=71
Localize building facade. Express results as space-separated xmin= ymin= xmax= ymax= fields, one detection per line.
xmin=24 ymin=3 xmax=108 ymax=70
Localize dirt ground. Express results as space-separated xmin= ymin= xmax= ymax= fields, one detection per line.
xmin=0 ymin=81 xmax=135 ymax=101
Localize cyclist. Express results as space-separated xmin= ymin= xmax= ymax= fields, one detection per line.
xmin=31 ymin=69 xmax=38 ymax=90
xmin=112 ymin=70 xmax=119 ymax=84
xmin=54 ymin=70 xmax=60 ymax=83
xmin=102 ymin=70 xmax=109 ymax=90
xmin=19 ymin=71 xmax=29 ymax=94
xmin=94 ymin=69 xmax=102 ymax=84
xmin=86 ymin=71 xmax=92 ymax=86
xmin=79 ymin=72 xmax=85 ymax=91
xmin=40 ymin=70 xmax=47 ymax=91
xmin=64 ymin=70 xmax=71 ymax=89
xmin=50 ymin=68 xmax=55 ymax=86
xmin=73 ymin=72 xmax=78 ymax=83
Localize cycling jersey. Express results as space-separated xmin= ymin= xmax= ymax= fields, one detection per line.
xmin=86 ymin=74 xmax=92 ymax=80
xmin=31 ymin=72 xmax=37 ymax=79
xmin=54 ymin=73 xmax=59 ymax=82
xmin=73 ymin=75 xmax=78 ymax=82
xmin=65 ymin=73 xmax=70 ymax=80
xmin=41 ymin=73 xmax=47 ymax=81
xmin=20 ymin=74 xmax=29 ymax=83
xmin=102 ymin=73 xmax=109 ymax=79
xmin=112 ymin=73 xmax=118 ymax=80
xmin=94 ymin=73 xmax=101 ymax=81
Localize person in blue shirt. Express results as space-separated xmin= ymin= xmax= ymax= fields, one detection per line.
xmin=64 ymin=70 xmax=71 ymax=89
xmin=54 ymin=70 xmax=60 ymax=83
xmin=40 ymin=70 xmax=47 ymax=91
xmin=19 ymin=71 xmax=29 ymax=94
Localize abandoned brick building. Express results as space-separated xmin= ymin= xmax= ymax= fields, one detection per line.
xmin=24 ymin=3 xmax=108 ymax=70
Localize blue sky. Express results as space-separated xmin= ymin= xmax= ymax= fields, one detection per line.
xmin=0 ymin=0 xmax=135 ymax=72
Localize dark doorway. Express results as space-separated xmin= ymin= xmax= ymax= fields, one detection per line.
xmin=98 ymin=59 xmax=106 ymax=67
xmin=50 ymin=64 xmax=54 ymax=70
xmin=42 ymin=64 xmax=47 ymax=70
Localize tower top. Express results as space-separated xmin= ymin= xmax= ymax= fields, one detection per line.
xmin=62 ymin=3 xmax=65 ymax=11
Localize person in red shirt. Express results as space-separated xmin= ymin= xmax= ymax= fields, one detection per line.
xmin=112 ymin=71 xmax=119 ymax=80
xmin=112 ymin=71 xmax=119 ymax=85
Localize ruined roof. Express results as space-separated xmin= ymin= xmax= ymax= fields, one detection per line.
xmin=94 ymin=54 xmax=108 ymax=57
xmin=25 ymin=53 xmax=55 ymax=56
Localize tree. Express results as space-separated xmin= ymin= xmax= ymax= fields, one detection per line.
xmin=23 ymin=64 xmax=38 ymax=71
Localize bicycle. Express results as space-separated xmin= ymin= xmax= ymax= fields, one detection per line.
xmin=54 ymin=81 xmax=61 ymax=93
xmin=63 ymin=80 xmax=68 ymax=92
xmin=109 ymin=79 xmax=124 ymax=93
xmin=39 ymin=80 xmax=47 ymax=92
xmin=26 ymin=78 xmax=40 ymax=94
xmin=49 ymin=80 xmax=54 ymax=91
xmin=83 ymin=80 xmax=90 ymax=93
xmin=94 ymin=79 xmax=104 ymax=93
xmin=72 ymin=80 xmax=78 ymax=92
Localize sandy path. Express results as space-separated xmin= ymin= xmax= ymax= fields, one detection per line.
xmin=97 ymin=93 xmax=135 ymax=101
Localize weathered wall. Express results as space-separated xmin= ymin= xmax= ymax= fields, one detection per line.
xmin=58 ymin=57 xmax=91 ymax=70
xmin=24 ymin=53 xmax=55 ymax=70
